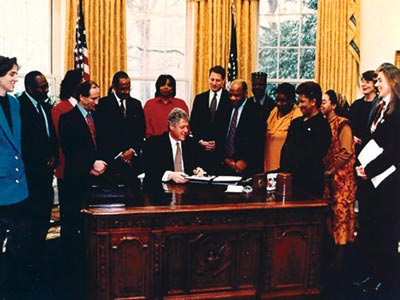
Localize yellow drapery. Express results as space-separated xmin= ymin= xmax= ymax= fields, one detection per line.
xmin=315 ymin=0 xmax=360 ymax=104
xmin=190 ymin=0 xmax=258 ymax=97
xmin=65 ymin=0 xmax=127 ymax=96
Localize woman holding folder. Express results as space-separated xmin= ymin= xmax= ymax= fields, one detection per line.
xmin=355 ymin=64 xmax=400 ymax=295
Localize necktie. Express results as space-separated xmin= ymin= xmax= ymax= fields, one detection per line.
xmin=226 ymin=108 xmax=238 ymax=158
xmin=86 ymin=113 xmax=97 ymax=149
xmin=174 ymin=142 xmax=183 ymax=172
xmin=36 ymin=102 xmax=48 ymax=137
xmin=210 ymin=92 xmax=217 ymax=122
xmin=120 ymin=99 xmax=126 ymax=118
xmin=370 ymin=100 xmax=385 ymax=133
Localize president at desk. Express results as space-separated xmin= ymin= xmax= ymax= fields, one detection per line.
xmin=144 ymin=108 xmax=203 ymax=187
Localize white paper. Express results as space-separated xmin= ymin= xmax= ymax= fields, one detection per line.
xmin=213 ymin=176 xmax=242 ymax=182
xmin=358 ymin=139 xmax=383 ymax=167
xmin=371 ymin=165 xmax=396 ymax=188
xmin=225 ymin=185 xmax=244 ymax=193
xmin=186 ymin=175 xmax=215 ymax=181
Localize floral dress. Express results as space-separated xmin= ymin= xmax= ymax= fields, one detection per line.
xmin=323 ymin=116 xmax=357 ymax=245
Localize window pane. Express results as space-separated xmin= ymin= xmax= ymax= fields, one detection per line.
xmin=126 ymin=0 xmax=187 ymax=103
xmin=259 ymin=17 xmax=278 ymax=47
xmin=280 ymin=17 xmax=300 ymax=47
xmin=279 ymin=49 xmax=298 ymax=79
xmin=260 ymin=0 xmax=279 ymax=13
xmin=300 ymin=48 xmax=315 ymax=78
xmin=301 ymin=14 xmax=317 ymax=46
xmin=280 ymin=0 xmax=300 ymax=13
xmin=258 ymin=48 xmax=278 ymax=79
xmin=302 ymin=0 xmax=318 ymax=12
xmin=0 ymin=1 xmax=51 ymax=75
xmin=258 ymin=0 xmax=317 ymax=82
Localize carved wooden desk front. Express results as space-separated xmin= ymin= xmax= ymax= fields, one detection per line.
xmin=83 ymin=183 xmax=328 ymax=300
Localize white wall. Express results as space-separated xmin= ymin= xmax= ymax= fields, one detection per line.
xmin=360 ymin=0 xmax=400 ymax=71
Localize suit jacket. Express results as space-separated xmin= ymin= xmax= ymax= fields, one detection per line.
xmin=249 ymin=94 xmax=275 ymax=125
xmin=216 ymin=99 xmax=265 ymax=176
xmin=0 ymin=94 xmax=28 ymax=205
xmin=365 ymin=107 xmax=400 ymax=198
xmin=190 ymin=89 xmax=231 ymax=143
xmin=96 ymin=94 xmax=145 ymax=163
xmin=280 ymin=112 xmax=332 ymax=198
xmin=19 ymin=92 xmax=58 ymax=185
xmin=144 ymin=132 xmax=198 ymax=186
xmin=59 ymin=106 xmax=97 ymax=181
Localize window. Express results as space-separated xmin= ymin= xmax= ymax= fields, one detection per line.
xmin=126 ymin=0 xmax=190 ymax=105
xmin=0 ymin=0 xmax=60 ymax=103
xmin=257 ymin=0 xmax=318 ymax=97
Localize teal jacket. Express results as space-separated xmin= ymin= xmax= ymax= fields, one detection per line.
xmin=0 ymin=94 xmax=28 ymax=205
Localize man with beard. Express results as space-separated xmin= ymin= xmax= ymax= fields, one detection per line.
xmin=18 ymin=70 xmax=58 ymax=281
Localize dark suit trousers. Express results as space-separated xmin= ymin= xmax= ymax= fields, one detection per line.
xmin=23 ymin=171 xmax=54 ymax=270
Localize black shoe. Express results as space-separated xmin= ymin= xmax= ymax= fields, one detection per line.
xmin=353 ymin=276 xmax=371 ymax=287
xmin=362 ymin=280 xmax=383 ymax=294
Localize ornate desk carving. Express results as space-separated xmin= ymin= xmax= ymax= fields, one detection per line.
xmin=83 ymin=184 xmax=328 ymax=300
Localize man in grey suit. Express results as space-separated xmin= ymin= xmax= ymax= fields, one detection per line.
xmin=0 ymin=56 xmax=29 ymax=295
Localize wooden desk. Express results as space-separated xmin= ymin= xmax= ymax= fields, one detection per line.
xmin=83 ymin=183 xmax=328 ymax=300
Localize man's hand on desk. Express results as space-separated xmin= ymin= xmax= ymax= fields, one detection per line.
xmin=168 ymin=172 xmax=189 ymax=184
xmin=199 ymin=140 xmax=216 ymax=151
xmin=90 ymin=160 xmax=107 ymax=176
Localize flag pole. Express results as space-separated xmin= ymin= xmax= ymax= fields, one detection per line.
xmin=227 ymin=2 xmax=238 ymax=88
xmin=74 ymin=0 xmax=90 ymax=80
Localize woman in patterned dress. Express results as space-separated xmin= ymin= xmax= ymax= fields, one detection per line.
xmin=320 ymin=90 xmax=357 ymax=277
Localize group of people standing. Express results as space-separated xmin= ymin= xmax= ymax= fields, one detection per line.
xmin=0 ymin=53 xmax=399 ymax=298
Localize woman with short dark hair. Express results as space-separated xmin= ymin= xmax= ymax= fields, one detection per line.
xmin=143 ymin=74 xmax=189 ymax=138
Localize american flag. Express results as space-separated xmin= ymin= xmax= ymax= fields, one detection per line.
xmin=227 ymin=5 xmax=238 ymax=87
xmin=74 ymin=0 xmax=90 ymax=80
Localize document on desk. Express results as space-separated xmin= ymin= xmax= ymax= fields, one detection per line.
xmin=186 ymin=175 xmax=215 ymax=183
xmin=212 ymin=176 xmax=242 ymax=185
xmin=358 ymin=139 xmax=396 ymax=188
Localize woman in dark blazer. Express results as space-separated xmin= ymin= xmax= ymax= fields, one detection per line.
xmin=355 ymin=64 xmax=400 ymax=294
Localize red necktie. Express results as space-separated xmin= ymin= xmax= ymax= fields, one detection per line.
xmin=370 ymin=101 xmax=385 ymax=133
xmin=86 ymin=113 xmax=97 ymax=149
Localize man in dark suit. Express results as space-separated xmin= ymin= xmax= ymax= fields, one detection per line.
xmin=249 ymin=72 xmax=275 ymax=123
xmin=249 ymin=72 xmax=275 ymax=170
xmin=58 ymin=80 xmax=106 ymax=267
xmin=216 ymin=79 xmax=264 ymax=177
xmin=190 ymin=65 xmax=231 ymax=174
xmin=144 ymin=108 xmax=201 ymax=188
xmin=96 ymin=71 xmax=145 ymax=190
xmin=19 ymin=71 xmax=58 ymax=277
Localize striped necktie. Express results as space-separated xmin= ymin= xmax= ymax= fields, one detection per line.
xmin=226 ymin=108 xmax=238 ymax=158
xmin=86 ymin=112 xmax=97 ymax=149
